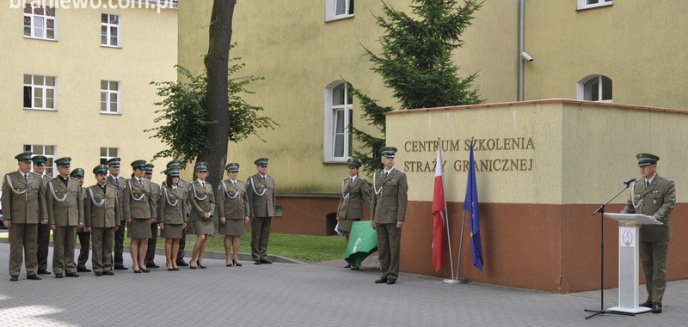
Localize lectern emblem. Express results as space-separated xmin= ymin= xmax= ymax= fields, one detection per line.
xmin=622 ymin=230 xmax=634 ymax=247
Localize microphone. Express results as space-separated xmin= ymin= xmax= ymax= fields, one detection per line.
xmin=623 ymin=177 xmax=637 ymax=186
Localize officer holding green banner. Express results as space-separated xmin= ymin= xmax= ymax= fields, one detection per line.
xmin=336 ymin=158 xmax=371 ymax=270
xmin=371 ymin=147 xmax=408 ymax=285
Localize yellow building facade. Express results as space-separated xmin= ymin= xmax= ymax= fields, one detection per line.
xmin=178 ymin=1 xmax=688 ymax=235
xmin=0 ymin=1 xmax=178 ymax=184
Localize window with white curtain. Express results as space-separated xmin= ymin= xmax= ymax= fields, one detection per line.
xmin=324 ymin=82 xmax=353 ymax=162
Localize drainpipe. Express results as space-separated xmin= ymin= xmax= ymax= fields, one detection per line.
xmin=518 ymin=0 xmax=525 ymax=101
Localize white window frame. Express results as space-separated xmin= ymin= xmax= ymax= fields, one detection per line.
xmin=23 ymin=3 xmax=57 ymax=41
xmin=101 ymin=13 xmax=121 ymax=48
xmin=324 ymin=81 xmax=353 ymax=163
xmin=23 ymin=74 xmax=57 ymax=111
xmin=100 ymin=147 xmax=120 ymax=165
xmin=24 ymin=144 xmax=57 ymax=177
xmin=577 ymin=0 xmax=613 ymax=10
xmin=325 ymin=0 xmax=354 ymax=22
xmin=577 ymin=74 xmax=613 ymax=103
xmin=101 ymin=80 xmax=121 ymax=114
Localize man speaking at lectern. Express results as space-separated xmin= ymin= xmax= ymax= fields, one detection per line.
xmin=622 ymin=153 xmax=676 ymax=314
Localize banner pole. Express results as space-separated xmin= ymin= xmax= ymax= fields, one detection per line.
xmin=454 ymin=210 xmax=469 ymax=283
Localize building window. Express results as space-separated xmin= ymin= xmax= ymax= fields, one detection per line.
xmin=100 ymin=147 xmax=120 ymax=165
xmin=577 ymin=75 xmax=612 ymax=102
xmin=24 ymin=144 xmax=56 ymax=177
xmin=23 ymin=75 xmax=56 ymax=110
xmin=101 ymin=81 xmax=120 ymax=113
xmin=324 ymin=81 xmax=353 ymax=162
xmin=101 ymin=14 xmax=120 ymax=47
xmin=325 ymin=0 xmax=354 ymax=22
xmin=24 ymin=4 xmax=56 ymax=40
xmin=577 ymin=0 xmax=613 ymax=10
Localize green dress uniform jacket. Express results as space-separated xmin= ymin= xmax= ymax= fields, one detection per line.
xmin=246 ymin=174 xmax=276 ymax=218
xmin=2 ymin=171 xmax=48 ymax=224
xmin=47 ymin=177 xmax=84 ymax=226
xmin=85 ymin=184 xmax=121 ymax=228
xmin=150 ymin=182 xmax=161 ymax=214
xmin=159 ymin=186 xmax=188 ymax=225
xmin=336 ymin=176 xmax=371 ymax=220
xmin=123 ymin=178 xmax=156 ymax=220
xmin=622 ymin=175 xmax=676 ymax=242
xmin=371 ymin=168 xmax=408 ymax=224
xmin=217 ymin=179 xmax=250 ymax=220
xmin=189 ymin=180 xmax=216 ymax=222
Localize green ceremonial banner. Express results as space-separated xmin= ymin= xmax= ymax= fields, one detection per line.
xmin=345 ymin=221 xmax=378 ymax=268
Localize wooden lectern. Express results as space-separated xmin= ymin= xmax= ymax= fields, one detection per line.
xmin=603 ymin=213 xmax=663 ymax=314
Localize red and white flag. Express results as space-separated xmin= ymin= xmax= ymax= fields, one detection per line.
xmin=431 ymin=148 xmax=446 ymax=272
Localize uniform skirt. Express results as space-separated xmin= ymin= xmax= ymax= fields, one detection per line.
xmin=337 ymin=218 xmax=360 ymax=233
xmin=127 ymin=219 xmax=152 ymax=239
xmin=219 ymin=219 xmax=245 ymax=236
xmin=163 ymin=224 xmax=184 ymax=239
xmin=193 ymin=219 xmax=215 ymax=236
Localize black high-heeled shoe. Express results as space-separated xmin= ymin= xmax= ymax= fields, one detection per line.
xmin=226 ymin=262 xmax=234 ymax=267
xmin=233 ymin=259 xmax=242 ymax=267
xmin=197 ymin=260 xmax=206 ymax=269
xmin=133 ymin=269 xmax=142 ymax=274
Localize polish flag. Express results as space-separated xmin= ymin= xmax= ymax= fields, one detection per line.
xmin=431 ymin=148 xmax=446 ymax=272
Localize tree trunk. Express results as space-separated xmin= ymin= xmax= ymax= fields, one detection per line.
xmin=201 ymin=0 xmax=236 ymax=187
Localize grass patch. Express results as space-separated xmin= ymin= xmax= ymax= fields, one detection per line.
xmin=125 ymin=232 xmax=348 ymax=263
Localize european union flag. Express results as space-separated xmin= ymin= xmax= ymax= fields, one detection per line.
xmin=463 ymin=138 xmax=484 ymax=271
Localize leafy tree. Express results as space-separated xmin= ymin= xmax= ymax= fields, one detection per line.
xmin=352 ymin=0 xmax=484 ymax=173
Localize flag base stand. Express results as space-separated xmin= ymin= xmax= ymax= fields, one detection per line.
xmin=443 ymin=278 xmax=468 ymax=284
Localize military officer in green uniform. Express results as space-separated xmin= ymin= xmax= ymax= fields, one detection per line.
xmin=622 ymin=153 xmax=676 ymax=314
xmin=371 ymin=147 xmax=408 ymax=285
xmin=70 ymin=168 xmax=91 ymax=273
xmin=144 ymin=163 xmax=161 ymax=268
xmin=336 ymin=158 xmax=371 ymax=270
xmin=47 ymin=157 xmax=84 ymax=278
xmin=32 ymin=155 xmax=52 ymax=275
xmin=2 ymin=152 xmax=48 ymax=281
xmin=217 ymin=162 xmax=251 ymax=267
xmin=107 ymin=157 xmax=128 ymax=270
xmin=123 ymin=160 xmax=157 ymax=273
xmin=165 ymin=160 xmax=191 ymax=267
xmin=246 ymin=158 xmax=276 ymax=265
xmin=85 ymin=165 xmax=119 ymax=276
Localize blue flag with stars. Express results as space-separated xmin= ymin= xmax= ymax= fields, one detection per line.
xmin=463 ymin=138 xmax=484 ymax=271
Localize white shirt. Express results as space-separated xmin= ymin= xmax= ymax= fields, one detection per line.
xmin=645 ymin=174 xmax=656 ymax=185
xmin=349 ymin=175 xmax=357 ymax=182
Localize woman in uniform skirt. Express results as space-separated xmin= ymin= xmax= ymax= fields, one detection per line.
xmin=335 ymin=159 xmax=371 ymax=269
xmin=189 ymin=162 xmax=215 ymax=269
xmin=217 ymin=163 xmax=250 ymax=267
xmin=159 ymin=169 xmax=188 ymax=271
xmin=123 ymin=160 xmax=157 ymax=273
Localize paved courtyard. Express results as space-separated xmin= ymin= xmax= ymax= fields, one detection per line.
xmin=0 ymin=242 xmax=686 ymax=327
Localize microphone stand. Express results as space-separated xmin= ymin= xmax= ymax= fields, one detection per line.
xmin=584 ymin=180 xmax=636 ymax=319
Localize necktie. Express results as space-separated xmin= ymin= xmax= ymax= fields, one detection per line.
xmin=646 ymin=180 xmax=650 ymax=188
xmin=24 ymin=174 xmax=28 ymax=181
xmin=200 ymin=181 xmax=204 ymax=188
xmin=232 ymin=180 xmax=236 ymax=187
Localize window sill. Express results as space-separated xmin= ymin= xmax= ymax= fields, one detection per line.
xmin=101 ymin=44 xmax=122 ymax=49
xmin=100 ymin=111 xmax=122 ymax=116
xmin=577 ymin=3 xmax=613 ymax=11
xmin=23 ymin=108 xmax=57 ymax=112
xmin=323 ymin=158 xmax=349 ymax=164
xmin=23 ymin=36 xmax=58 ymax=42
xmin=325 ymin=14 xmax=354 ymax=23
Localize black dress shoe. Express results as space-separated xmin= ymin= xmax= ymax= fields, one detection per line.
xmin=66 ymin=272 xmax=79 ymax=278
xmin=55 ymin=273 xmax=64 ymax=278
xmin=114 ymin=265 xmax=128 ymax=270
xmin=146 ymin=262 xmax=160 ymax=268
xmin=259 ymin=258 xmax=272 ymax=264
xmin=10 ymin=276 xmax=19 ymax=281
xmin=374 ymin=277 xmax=388 ymax=284
xmin=652 ymin=302 xmax=662 ymax=314
xmin=254 ymin=260 xmax=261 ymax=265
xmin=386 ymin=279 xmax=396 ymax=285
xmin=176 ymin=260 xmax=189 ymax=267
xmin=37 ymin=270 xmax=51 ymax=275
xmin=94 ymin=272 xmax=103 ymax=276
xmin=344 ymin=264 xmax=352 ymax=268
xmin=77 ymin=266 xmax=91 ymax=273
xmin=27 ymin=275 xmax=41 ymax=280
xmin=141 ymin=268 xmax=150 ymax=273
xmin=351 ymin=266 xmax=360 ymax=271
xmin=102 ymin=271 xmax=114 ymax=276
xmin=640 ymin=300 xmax=653 ymax=308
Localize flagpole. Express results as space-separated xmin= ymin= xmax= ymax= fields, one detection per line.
xmin=454 ymin=210 xmax=469 ymax=283
xmin=438 ymin=138 xmax=459 ymax=284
